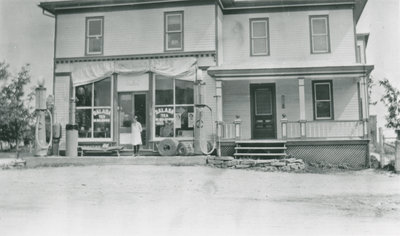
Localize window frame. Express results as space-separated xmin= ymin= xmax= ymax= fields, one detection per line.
xmin=75 ymin=77 xmax=113 ymax=141
xmin=153 ymin=75 xmax=195 ymax=140
xmin=309 ymin=15 xmax=331 ymax=54
xmin=312 ymin=80 xmax=334 ymax=120
xmin=85 ymin=16 xmax=104 ymax=56
xmin=249 ymin=18 xmax=270 ymax=56
xmin=164 ymin=11 xmax=184 ymax=52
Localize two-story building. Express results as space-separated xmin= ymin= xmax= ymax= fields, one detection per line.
xmin=39 ymin=0 xmax=373 ymax=167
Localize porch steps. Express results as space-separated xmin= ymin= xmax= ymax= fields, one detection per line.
xmin=234 ymin=140 xmax=287 ymax=159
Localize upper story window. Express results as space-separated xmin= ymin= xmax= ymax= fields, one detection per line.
xmin=309 ymin=15 xmax=330 ymax=54
xmin=86 ymin=17 xmax=103 ymax=55
xmin=165 ymin=11 xmax=183 ymax=51
xmin=313 ymin=81 xmax=333 ymax=120
xmin=250 ymin=18 xmax=269 ymax=56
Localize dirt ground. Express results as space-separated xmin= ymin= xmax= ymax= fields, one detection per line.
xmin=0 ymin=165 xmax=399 ymax=236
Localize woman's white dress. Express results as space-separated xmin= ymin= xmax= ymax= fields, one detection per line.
xmin=131 ymin=122 xmax=142 ymax=145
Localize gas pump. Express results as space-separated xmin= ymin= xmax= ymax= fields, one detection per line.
xmin=194 ymin=69 xmax=216 ymax=155
xmin=34 ymin=80 xmax=53 ymax=157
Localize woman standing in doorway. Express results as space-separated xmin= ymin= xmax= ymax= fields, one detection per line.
xmin=131 ymin=116 xmax=142 ymax=157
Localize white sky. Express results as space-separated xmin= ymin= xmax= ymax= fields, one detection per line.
xmin=0 ymin=0 xmax=399 ymax=134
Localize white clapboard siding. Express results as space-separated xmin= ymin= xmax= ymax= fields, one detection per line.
xmin=222 ymin=8 xmax=356 ymax=66
xmin=56 ymin=4 xmax=215 ymax=58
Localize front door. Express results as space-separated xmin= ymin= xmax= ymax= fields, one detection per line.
xmin=250 ymin=84 xmax=276 ymax=139
xmin=118 ymin=93 xmax=147 ymax=148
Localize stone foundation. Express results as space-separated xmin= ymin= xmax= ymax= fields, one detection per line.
xmin=206 ymin=156 xmax=305 ymax=171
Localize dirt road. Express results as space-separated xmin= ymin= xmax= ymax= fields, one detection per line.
xmin=1 ymin=166 xmax=399 ymax=236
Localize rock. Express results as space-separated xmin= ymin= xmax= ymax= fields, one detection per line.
xmin=271 ymin=161 xmax=286 ymax=167
xmin=279 ymin=166 xmax=291 ymax=171
xmin=235 ymin=164 xmax=251 ymax=169
xmin=370 ymin=155 xmax=380 ymax=169
xmin=239 ymin=160 xmax=256 ymax=166
xmin=285 ymin=158 xmax=298 ymax=163
xmin=288 ymin=163 xmax=299 ymax=170
xmin=255 ymin=160 xmax=274 ymax=167
xmin=263 ymin=166 xmax=278 ymax=172
xmin=225 ymin=160 xmax=238 ymax=167
xmin=215 ymin=156 xmax=235 ymax=161
xmin=207 ymin=160 xmax=225 ymax=165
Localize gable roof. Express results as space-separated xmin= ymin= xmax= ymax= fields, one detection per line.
xmin=39 ymin=0 xmax=368 ymax=22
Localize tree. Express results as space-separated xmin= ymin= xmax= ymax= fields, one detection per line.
xmin=0 ymin=61 xmax=35 ymax=154
xmin=379 ymin=78 xmax=400 ymax=129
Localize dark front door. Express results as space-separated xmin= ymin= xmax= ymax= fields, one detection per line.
xmin=118 ymin=93 xmax=147 ymax=148
xmin=250 ymin=84 xmax=276 ymax=139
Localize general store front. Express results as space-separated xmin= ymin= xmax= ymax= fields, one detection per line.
xmin=69 ymin=57 xmax=203 ymax=151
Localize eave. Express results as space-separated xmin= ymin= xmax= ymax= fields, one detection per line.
xmin=38 ymin=0 xmax=368 ymax=22
xmin=207 ymin=65 xmax=374 ymax=79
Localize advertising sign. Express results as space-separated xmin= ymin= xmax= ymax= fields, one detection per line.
xmin=93 ymin=108 xmax=111 ymax=122
xmin=155 ymin=107 xmax=174 ymax=125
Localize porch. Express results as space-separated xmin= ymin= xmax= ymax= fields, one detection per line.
xmin=216 ymin=120 xmax=369 ymax=168
xmin=208 ymin=65 xmax=373 ymax=167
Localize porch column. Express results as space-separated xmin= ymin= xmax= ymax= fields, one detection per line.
xmin=298 ymin=78 xmax=307 ymax=138
xmin=112 ymin=73 xmax=119 ymax=144
xmin=215 ymin=80 xmax=223 ymax=157
xmin=360 ymin=76 xmax=369 ymax=138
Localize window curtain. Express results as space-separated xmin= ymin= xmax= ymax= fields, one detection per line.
xmin=71 ymin=57 xmax=197 ymax=86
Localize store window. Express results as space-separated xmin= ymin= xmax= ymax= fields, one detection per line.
xmin=155 ymin=76 xmax=194 ymax=138
xmin=76 ymin=77 xmax=112 ymax=139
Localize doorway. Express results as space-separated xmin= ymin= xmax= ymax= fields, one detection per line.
xmin=118 ymin=92 xmax=148 ymax=148
xmin=250 ymin=84 xmax=276 ymax=139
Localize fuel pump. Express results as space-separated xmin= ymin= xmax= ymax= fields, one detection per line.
xmin=34 ymin=80 xmax=53 ymax=157
xmin=194 ymin=69 xmax=216 ymax=155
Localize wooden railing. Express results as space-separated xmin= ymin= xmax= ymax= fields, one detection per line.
xmin=282 ymin=119 xmax=365 ymax=139
xmin=217 ymin=117 xmax=242 ymax=140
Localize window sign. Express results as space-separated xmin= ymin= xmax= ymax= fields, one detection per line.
xmin=93 ymin=108 xmax=111 ymax=122
xmin=155 ymin=107 xmax=174 ymax=125
xmin=154 ymin=76 xmax=194 ymax=138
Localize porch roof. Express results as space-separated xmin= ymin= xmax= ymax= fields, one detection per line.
xmin=207 ymin=64 xmax=374 ymax=80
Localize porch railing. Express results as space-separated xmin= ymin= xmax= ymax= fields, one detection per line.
xmin=217 ymin=117 xmax=242 ymax=140
xmin=282 ymin=120 xmax=365 ymax=139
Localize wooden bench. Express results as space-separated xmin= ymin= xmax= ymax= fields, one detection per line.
xmin=78 ymin=143 xmax=125 ymax=157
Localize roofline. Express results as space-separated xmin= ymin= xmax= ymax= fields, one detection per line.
xmin=38 ymin=0 xmax=367 ymax=21
xmin=207 ymin=65 xmax=374 ymax=78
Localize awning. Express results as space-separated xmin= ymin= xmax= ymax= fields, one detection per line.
xmin=71 ymin=57 xmax=197 ymax=86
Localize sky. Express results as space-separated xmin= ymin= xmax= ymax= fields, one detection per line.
xmin=0 ymin=0 xmax=399 ymax=135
